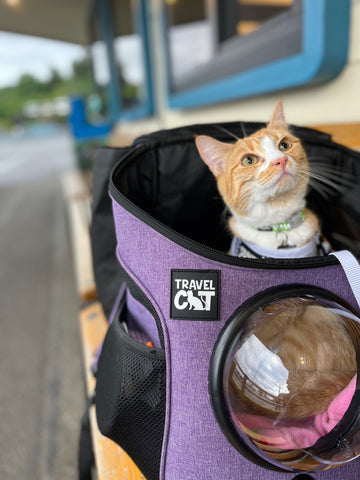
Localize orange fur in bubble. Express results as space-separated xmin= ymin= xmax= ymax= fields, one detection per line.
xmin=230 ymin=299 xmax=357 ymax=421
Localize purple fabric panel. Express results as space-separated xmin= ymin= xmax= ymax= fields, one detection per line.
xmin=126 ymin=288 xmax=161 ymax=348
xmin=92 ymin=281 xmax=127 ymax=373
xmin=109 ymin=281 xmax=127 ymax=325
xmin=111 ymin=199 xmax=360 ymax=480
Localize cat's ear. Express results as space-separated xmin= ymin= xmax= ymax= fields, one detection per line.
xmin=195 ymin=135 xmax=232 ymax=177
xmin=268 ymin=100 xmax=287 ymax=130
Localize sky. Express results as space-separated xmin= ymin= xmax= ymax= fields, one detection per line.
xmin=0 ymin=30 xmax=146 ymax=89
xmin=0 ymin=31 xmax=87 ymax=88
xmin=0 ymin=22 xmax=211 ymax=89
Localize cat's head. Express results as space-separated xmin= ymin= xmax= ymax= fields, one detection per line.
xmin=195 ymin=101 xmax=309 ymax=219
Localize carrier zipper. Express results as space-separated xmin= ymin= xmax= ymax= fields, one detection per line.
xmin=110 ymin=145 xmax=358 ymax=271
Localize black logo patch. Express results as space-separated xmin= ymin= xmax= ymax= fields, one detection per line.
xmin=171 ymin=270 xmax=220 ymax=320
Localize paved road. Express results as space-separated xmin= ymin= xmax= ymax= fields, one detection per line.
xmin=0 ymin=132 xmax=85 ymax=479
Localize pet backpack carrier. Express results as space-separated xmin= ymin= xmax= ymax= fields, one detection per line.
xmin=92 ymin=122 xmax=360 ymax=480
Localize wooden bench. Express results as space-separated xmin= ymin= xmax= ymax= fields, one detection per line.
xmin=62 ymin=169 xmax=145 ymax=479
xmin=310 ymin=123 xmax=360 ymax=151
xmin=62 ymin=170 xmax=97 ymax=303
xmin=64 ymin=122 xmax=359 ymax=480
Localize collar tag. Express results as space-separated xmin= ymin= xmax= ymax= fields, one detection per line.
xmin=257 ymin=210 xmax=305 ymax=232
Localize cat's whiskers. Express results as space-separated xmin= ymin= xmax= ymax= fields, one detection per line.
xmin=309 ymin=160 xmax=353 ymax=173
xmin=308 ymin=172 xmax=348 ymax=194
xmin=240 ymin=122 xmax=247 ymax=138
xmin=309 ymin=166 xmax=356 ymax=187
xmin=293 ymin=168 xmax=333 ymax=199
xmin=308 ymin=157 xmax=356 ymax=181
xmin=294 ymin=172 xmax=310 ymax=186
xmin=303 ymin=166 xmax=348 ymax=198
xmin=307 ymin=179 xmax=332 ymax=200
xmin=301 ymin=166 xmax=343 ymax=199
xmin=215 ymin=125 xmax=240 ymax=141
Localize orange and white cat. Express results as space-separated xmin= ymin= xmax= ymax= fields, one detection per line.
xmin=195 ymin=101 xmax=329 ymax=258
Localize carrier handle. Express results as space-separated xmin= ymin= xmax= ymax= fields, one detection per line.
xmin=331 ymin=251 xmax=360 ymax=309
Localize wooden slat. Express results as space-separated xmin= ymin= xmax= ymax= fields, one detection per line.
xmin=311 ymin=123 xmax=360 ymax=151
xmin=62 ymin=169 xmax=91 ymax=204
xmin=79 ymin=303 xmax=146 ymax=480
xmin=79 ymin=302 xmax=107 ymax=394
xmin=62 ymin=170 xmax=97 ymax=302
xmin=66 ymin=197 xmax=96 ymax=301
xmin=89 ymin=406 xmax=146 ymax=480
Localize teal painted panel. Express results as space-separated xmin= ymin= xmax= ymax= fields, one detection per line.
xmin=167 ymin=0 xmax=351 ymax=109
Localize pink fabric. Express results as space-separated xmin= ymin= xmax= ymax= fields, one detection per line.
xmin=237 ymin=376 xmax=356 ymax=449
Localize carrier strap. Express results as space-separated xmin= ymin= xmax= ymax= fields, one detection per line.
xmin=330 ymin=251 xmax=360 ymax=309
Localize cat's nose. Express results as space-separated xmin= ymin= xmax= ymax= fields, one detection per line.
xmin=272 ymin=156 xmax=288 ymax=171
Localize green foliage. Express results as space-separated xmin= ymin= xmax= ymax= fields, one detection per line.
xmin=0 ymin=54 xmax=142 ymax=130
xmin=0 ymin=57 xmax=93 ymax=129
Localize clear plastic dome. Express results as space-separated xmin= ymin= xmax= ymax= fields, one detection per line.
xmin=216 ymin=293 xmax=360 ymax=472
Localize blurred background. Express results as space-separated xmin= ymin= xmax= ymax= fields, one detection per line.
xmin=0 ymin=0 xmax=359 ymax=479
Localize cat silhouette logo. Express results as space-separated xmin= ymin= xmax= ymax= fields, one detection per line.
xmin=171 ymin=270 xmax=220 ymax=320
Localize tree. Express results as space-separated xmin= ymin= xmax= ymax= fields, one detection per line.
xmin=17 ymin=73 xmax=41 ymax=96
xmin=72 ymin=57 xmax=92 ymax=81
xmin=47 ymin=68 xmax=63 ymax=90
xmin=0 ymin=54 xmax=94 ymax=128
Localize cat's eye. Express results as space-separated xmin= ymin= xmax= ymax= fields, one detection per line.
xmin=279 ymin=139 xmax=292 ymax=151
xmin=241 ymin=155 xmax=258 ymax=166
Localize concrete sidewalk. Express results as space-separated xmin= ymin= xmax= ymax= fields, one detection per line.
xmin=0 ymin=133 xmax=85 ymax=479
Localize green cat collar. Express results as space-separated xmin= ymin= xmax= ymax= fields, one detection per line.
xmin=256 ymin=210 xmax=305 ymax=232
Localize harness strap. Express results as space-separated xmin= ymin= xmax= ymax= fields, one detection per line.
xmin=330 ymin=251 xmax=360 ymax=309
xmin=231 ymin=234 xmax=329 ymax=259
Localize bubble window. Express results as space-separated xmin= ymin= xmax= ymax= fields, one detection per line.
xmin=210 ymin=286 xmax=360 ymax=473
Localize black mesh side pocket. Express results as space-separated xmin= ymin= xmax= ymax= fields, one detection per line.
xmin=95 ymin=311 xmax=166 ymax=480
